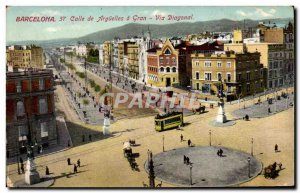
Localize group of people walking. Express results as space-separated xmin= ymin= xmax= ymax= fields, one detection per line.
xmin=67 ymin=158 xmax=81 ymax=174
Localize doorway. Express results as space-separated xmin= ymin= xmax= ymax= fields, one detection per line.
xmin=166 ymin=78 xmax=171 ymax=87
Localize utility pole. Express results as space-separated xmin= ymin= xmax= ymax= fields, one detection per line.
xmin=84 ymin=57 xmax=87 ymax=92
xmin=148 ymin=151 xmax=155 ymax=188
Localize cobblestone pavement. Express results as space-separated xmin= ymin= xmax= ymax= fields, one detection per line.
xmin=145 ymin=146 xmax=262 ymax=187
xmin=232 ymin=94 xmax=294 ymax=118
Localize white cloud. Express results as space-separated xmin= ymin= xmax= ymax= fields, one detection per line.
xmin=151 ymin=9 xmax=168 ymax=16
xmin=269 ymin=8 xmax=277 ymax=14
xmin=30 ymin=9 xmax=60 ymax=17
xmin=255 ymin=8 xmax=273 ymax=17
xmin=236 ymin=10 xmax=253 ymax=17
xmin=236 ymin=8 xmax=276 ymax=18
xmin=45 ymin=27 xmax=60 ymax=32
xmin=41 ymin=9 xmax=60 ymax=16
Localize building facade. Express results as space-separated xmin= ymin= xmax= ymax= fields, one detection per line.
xmin=75 ymin=44 xmax=87 ymax=57
xmin=147 ymin=39 xmax=179 ymax=87
xmin=6 ymin=69 xmax=57 ymax=157
xmin=191 ymin=50 xmax=265 ymax=100
xmin=128 ymin=43 xmax=139 ymax=80
xmin=224 ymin=43 xmax=285 ymax=89
xmin=103 ymin=41 xmax=113 ymax=67
xmin=7 ymin=49 xmax=31 ymax=69
xmin=30 ymin=47 xmax=44 ymax=69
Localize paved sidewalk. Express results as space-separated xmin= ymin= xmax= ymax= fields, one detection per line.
xmin=232 ymin=94 xmax=294 ymax=118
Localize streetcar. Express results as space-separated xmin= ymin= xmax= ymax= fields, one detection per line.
xmin=155 ymin=111 xmax=183 ymax=132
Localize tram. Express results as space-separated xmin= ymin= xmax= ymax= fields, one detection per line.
xmin=155 ymin=111 xmax=183 ymax=132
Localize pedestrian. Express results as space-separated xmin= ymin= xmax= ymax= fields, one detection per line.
xmin=186 ymin=157 xmax=190 ymax=165
xmin=278 ymin=162 xmax=282 ymax=170
xmin=21 ymin=163 xmax=25 ymax=174
xmin=188 ymin=139 xmax=191 ymax=147
xmin=184 ymin=155 xmax=186 ymax=164
xmin=67 ymin=158 xmax=71 ymax=165
xmin=180 ymin=134 xmax=183 ymax=142
xmin=220 ymin=149 xmax=223 ymax=157
xmin=37 ymin=146 xmax=41 ymax=154
xmin=20 ymin=157 xmax=23 ymax=164
xmin=73 ymin=164 xmax=78 ymax=173
xmin=275 ymin=144 xmax=278 ymax=152
xmin=268 ymin=107 xmax=271 ymax=114
xmin=77 ymin=159 xmax=81 ymax=167
xmin=45 ymin=166 xmax=50 ymax=175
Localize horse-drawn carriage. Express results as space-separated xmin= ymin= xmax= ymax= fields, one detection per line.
xmin=192 ymin=105 xmax=206 ymax=114
xmin=264 ymin=162 xmax=279 ymax=179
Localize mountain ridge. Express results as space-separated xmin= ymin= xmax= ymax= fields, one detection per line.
xmin=7 ymin=18 xmax=293 ymax=47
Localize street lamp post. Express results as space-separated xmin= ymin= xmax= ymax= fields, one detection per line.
xmin=251 ymin=138 xmax=253 ymax=156
xmin=162 ymin=135 xmax=165 ymax=152
xmin=189 ymin=164 xmax=193 ymax=186
xmin=16 ymin=139 xmax=20 ymax=175
xmin=209 ymin=130 xmax=212 ymax=146
xmin=247 ymin=157 xmax=251 ymax=178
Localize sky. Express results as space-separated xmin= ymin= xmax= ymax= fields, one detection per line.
xmin=6 ymin=6 xmax=294 ymax=42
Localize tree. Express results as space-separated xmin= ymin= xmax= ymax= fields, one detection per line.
xmin=89 ymin=79 xmax=96 ymax=88
xmin=94 ymin=85 xmax=101 ymax=92
xmin=83 ymin=99 xmax=89 ymax=106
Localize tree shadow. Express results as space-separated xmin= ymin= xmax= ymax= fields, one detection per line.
xmin=65 ymin=121 xmax=117 ymax=147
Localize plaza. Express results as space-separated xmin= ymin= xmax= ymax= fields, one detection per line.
xmin=145 ymin=146 xmax=262 ymax=187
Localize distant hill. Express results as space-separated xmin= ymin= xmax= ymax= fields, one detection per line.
xmin=7 ymin=18 xmax=293 ymax=47
xmin=76 ymin=18 xmax=293 ymax=44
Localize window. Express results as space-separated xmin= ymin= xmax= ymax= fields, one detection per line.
xmin=195 ymin=72 xmax=200 ymax=80
xmin=160 ymin=67 xmax=164 ymax=72
xmin=237 ymin=73 xmax=242 ymax=81
xmin=172 ymin=57 xmax=176 ymax=64
xmin=269 ymin=70 xmax=272 ymax=78
xmin=41 ymin=122 xmax=48 ymax=138
xmin=204 ymin=61 xmax=211 ymax=67
xmin=204 ymin=72 xmax=212 ymax=81
xmin=172 ymin=67 xmax=176 ymax=73
xmin=269 ymin=81 xmax=273 ymax=88
xmin=195 ymin=61 xmax=200 ymax=66
xmin=166 ymin=67 xmax=170 ymax=72
xmin=269 ymin=61 xmax=273 ymax=69
xmin=217 ymin=73 xmax=222 ymax=81
xmin=159 ymin=57 xmax=163 ymax=64
xmin=274 ymin=70 xmax=277 ymax=77
xmin=164 ymin=48 xmax=171 ymax=55
xmin=39 ymin=98 xmax=48 ymax=114
xmin=226 ymin=62 xmax=231 ymax=68
xmin=217 ymin=62 xmax=222 ymax=68
xmin=166 ymin=57 xmax=170 ymax=64
xmin=246 ymin=72 xmax=250 ymax=81
xmin=17 ymin=101 xmax=25 ymax=117
xmin=39 ymin=78 xmax=45 ymax=90
xmin=227 ymin=73 xmax=231 ymax=82
xmin=16 ymin=81 xmax=21 ymax=93
xmin=246 ymin=84 xmax=250 ymax=92
xmin=18 ymin=125 xmax=27 ymax=141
